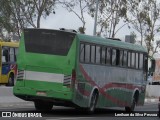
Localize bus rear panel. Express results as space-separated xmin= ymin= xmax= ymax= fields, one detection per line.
xmin=14 ymin=29 xmax=77 ymax=105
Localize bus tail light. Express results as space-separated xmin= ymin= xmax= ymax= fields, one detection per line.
xmin=17 ymin=70 xmax=24 ymax=80
xmin=63 ymin=70 xmax=76 ymax=88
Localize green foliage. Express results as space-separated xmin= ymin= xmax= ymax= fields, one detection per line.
xmin=119 ymin=7 xmax=127 ymax=17
xmin=88 ymin=0 xmax=128 ymax=37
xmin=126 ymin=0 xmax=160 ymax=56
xmin=78 ymin=27 xmax=85 ymax=34
xmin=59 ymin=0 xmax=89 ymax=34
xmin=0 ymin=0 xmax=56 ymax=39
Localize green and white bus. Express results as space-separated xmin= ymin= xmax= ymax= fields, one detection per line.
xmin=13 ymin=28 xmax=153 ymax=113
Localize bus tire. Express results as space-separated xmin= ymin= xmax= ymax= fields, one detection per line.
xmin=34 ymin=101 xmax=53 ymax=111
xmin=87 ymin=91 xmax=98 ymax=114
xmin=125 ymin=97 xmax=136 ymax=112
xmin=7 ymin=74 xmax=14 ymax=86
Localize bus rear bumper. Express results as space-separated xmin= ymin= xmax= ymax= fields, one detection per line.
xmin=13 ymin=86 xmax=73 ymax=101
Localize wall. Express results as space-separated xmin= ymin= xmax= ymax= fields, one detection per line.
xmin=146 ymin=85 xmax=160 ymax=97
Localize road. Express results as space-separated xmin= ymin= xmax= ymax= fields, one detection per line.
xmin=0 ymin=86 xmax=159 ymax=120
xmin=0 ymin=102 xmax=159 ymax=120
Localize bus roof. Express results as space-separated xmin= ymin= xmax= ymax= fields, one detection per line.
xmin=77 ymin=34 xmax=147 ymax=53
xmin=22 ymin=28 xmax=147 ymax=53
xmin=0 ymin=42 xmax=19 ymax=47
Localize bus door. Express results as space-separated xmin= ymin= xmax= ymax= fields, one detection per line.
xmin=1 ymin=47 xmax=10 ymax=83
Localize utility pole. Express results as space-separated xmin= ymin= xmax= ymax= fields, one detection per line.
xmin=93 ymin=0 xmax=99 ymax=36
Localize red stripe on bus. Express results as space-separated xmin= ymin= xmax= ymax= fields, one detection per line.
xmin=102 ymin=83 xmax=141 ymax=91
xmin=79 ymin=64 xmax=141 ymax=90
xmin=79 ymin=64 xmax=141 ymax=106
xmin=78 ymin=88 xmax=90 ymax=96
xmin=79 ymin=65 xmax=96 ymax=86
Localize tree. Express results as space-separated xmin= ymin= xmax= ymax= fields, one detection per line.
xmin=0 ymin=0 xmax=56 ymax=39
xmin=126 ymin=0 xmax=145 ymax=45
xmin=152 ymin=40 xmax=160 ymax=57
xmin=29 ymin=0 xmax=56 ymax=28
xmin=0 ymin=0 xmax=14 ymax=40
xmin=89 ymin=0 xmax=128 ymax=37
xmin=127 ymin=0 xmax=160 ymax=54
xmin=58 ymin=0 xmax=92 ymax=34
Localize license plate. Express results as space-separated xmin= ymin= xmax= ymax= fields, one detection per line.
xmin=36 ymin=91 xmax=47 ymax=96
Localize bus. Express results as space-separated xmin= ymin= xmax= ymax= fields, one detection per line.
xmin=0 ymin=41 xmax=19 ymax=86
xmin=13 ymin=28 xmax=154 ymax=113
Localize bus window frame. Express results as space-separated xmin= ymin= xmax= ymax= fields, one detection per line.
xmin=79 ymin=41 xmax=146 ymax=71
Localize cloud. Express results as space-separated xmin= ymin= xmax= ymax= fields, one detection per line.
xmin=40 ymin=6 xmax=132 ymax=38
xmin=41 ymin=8 xmax=95 ymax=36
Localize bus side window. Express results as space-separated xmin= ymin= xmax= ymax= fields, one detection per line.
xmin=123 ymin=50 xmax=127 ymax=67
xmin=119 ymin=50 xmax=123 ymax=66
xmin=139 ymin=53 xmax=143 ymax=69
xmin=101 ymin=47 xmax=106 ymax=64
xmin=10 ymin=48 xmax=15 ymax=62
xmin=14 ymin=48 xmax=18 ymax=61
xmin=136 ymin=53 xmax=139 ymax=69
xmin=2 ymin=48 xmax=9 ymax=63
xmin=91 ymin=45 xmax=95 ymax=63
xmin=112 ymin=49 xmax=116 ymax=65
xmin=96 ymin=46 xmax=100 ymax=64
xmin=131 ymin=52 xmax=135 ymax=68
xmin=106 ymin=48 xmax=111 ymax=65
xmin=85 ymin=44 xmax=90 ymax=63
xmin=80 ymin=43 xmax=85 ymax=62
xmin=116 ymin=49 xmax=120 ymax=66
xmin=128 ymin=52 xmax=131 ymax=67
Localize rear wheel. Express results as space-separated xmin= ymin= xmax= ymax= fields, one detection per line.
xmin=125 ymin=97 xmax=136 ymax=112
xmin=34 ymin=101 xmax=53 ymax=111
xmin=87 ymin=91 xmax=98 ymax=114
xmin=7 ymin=74 xmax=14 ymax=86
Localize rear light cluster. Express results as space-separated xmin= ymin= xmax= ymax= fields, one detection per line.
xmin=17 ymin=70 xmax=24 ymax=80
xmin=64 ymin=69 xmax=76 ymax=88
xmin=63 ymin=75 xmax=71 ymax=86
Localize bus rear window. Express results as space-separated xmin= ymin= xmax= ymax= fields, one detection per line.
xmin=24 ymin=29 xmax=76 ymax=56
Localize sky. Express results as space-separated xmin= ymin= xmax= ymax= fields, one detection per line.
xmin=40 ymin=3 xmax=160 ymax=58
xmin=40 ymin=5 xmax=134 ymax=41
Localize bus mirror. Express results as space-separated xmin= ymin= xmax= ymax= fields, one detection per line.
xmin=151 ymin=59 xmax=155 ymax=72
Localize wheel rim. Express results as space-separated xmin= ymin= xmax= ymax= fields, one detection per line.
xmin=8 ymin=77 xmax=13 ymax=85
